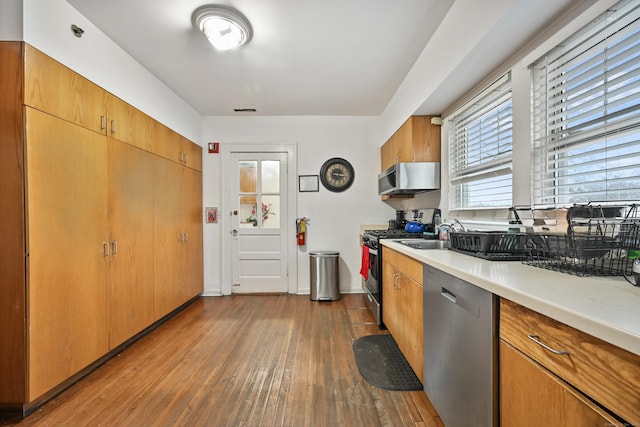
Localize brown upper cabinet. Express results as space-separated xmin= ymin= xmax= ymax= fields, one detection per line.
xmin=105 ymin=94 xmax=154 ymax=151
xmin=152 ymin=120 xmax=203 ymax=171
xmin=380 ymin=115 xmax=441 ymax=172
xmin=23 ymin=44 xmax=201 ymax=168
xmin=24 ymin=44 xmax=107 ymax=134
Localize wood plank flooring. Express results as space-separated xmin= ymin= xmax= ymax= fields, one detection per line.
xmin=1 ymin=294 xmax=443 ymax=427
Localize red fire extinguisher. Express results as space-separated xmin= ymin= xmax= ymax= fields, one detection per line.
xmin=296 ymin=217 xmax=309 ymax=246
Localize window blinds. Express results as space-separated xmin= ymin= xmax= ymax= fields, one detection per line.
xmin=448 ymin=73 xmax=513 ymax=210
xmin=531 ymin=0 xmax=640 ymax=206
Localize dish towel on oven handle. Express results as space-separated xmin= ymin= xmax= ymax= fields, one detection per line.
xmin=360 ymin=245 xmax=369 ymax=280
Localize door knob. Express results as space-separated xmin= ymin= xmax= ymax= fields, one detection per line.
xmin=233 ymin=210 xmax=238 ymax=215
xmin=232 ymin=229 xmax=238 ymax=236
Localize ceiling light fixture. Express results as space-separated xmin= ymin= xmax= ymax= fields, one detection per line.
xmin=193 ymin=5 xmax=252 ymax=51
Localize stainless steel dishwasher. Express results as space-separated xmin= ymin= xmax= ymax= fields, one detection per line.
xmin=423 ymin=265 xmax=497 ymax=427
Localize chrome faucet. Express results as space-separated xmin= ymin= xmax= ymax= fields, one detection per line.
xmin=450 ymin=218 xmax=466 ymax=233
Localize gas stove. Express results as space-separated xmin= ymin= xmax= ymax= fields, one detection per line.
xmin=361 ymin=227 xmax=425 ymax=328
xmin=361 ymin=208 xmax=441 ymax=328
xmin=362 ymin=229 xmax=424 ymax=249
xmin=364 ymin=228 xmax=423 ymax=239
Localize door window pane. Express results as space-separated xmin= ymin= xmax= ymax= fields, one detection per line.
xmin=239 ymin=161 xmax=257 ymax=193
xmin=239 ymin=198 xmax=258 ymax=228
xmin=262 ymin=160 xmax=280 ymax=193
xmin=261 ymin=195 xmax=280 ymax=229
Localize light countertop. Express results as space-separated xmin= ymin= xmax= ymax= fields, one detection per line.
xmin=381 ymin=239 xmax=640 ymax=356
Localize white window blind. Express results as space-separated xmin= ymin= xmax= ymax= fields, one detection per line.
xmin=531 ymin=0 xmax=640 ymax=206
xmin=448 ymin=73 xmax=513 ymax=210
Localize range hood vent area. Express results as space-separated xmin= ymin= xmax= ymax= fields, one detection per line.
xmin=378 ymin=162 xmax=440 ymax=196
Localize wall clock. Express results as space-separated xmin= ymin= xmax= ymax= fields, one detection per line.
xmin=319 ymin=157 xmax=355 ymax=192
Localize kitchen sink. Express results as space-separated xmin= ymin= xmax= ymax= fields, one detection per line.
xmin=399 ymin=239 xmax=450 ymax=250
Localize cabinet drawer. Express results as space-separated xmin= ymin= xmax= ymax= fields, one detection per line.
xmin=500 ymin=298 xmax=640 ymax=424
xmin=382 ymin=248 xmax=422 ymax=284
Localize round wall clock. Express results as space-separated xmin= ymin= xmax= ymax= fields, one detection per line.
xmin=319 ymin=157 xmax=355 ymax=192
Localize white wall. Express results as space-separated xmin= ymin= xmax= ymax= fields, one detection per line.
xmin=202 ymin=116 xmax=396 ymax=295
xmin=0 ymin=0 xmax=23 ymax=40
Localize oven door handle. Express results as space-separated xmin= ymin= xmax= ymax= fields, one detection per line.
xmin=366 ymin=246 xmax=378 ymax=256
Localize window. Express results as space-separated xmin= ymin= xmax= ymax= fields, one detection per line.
xmin=448 ymin=73 xmax=513 ymax=210
xmin=531 ymin=0 xmax=640 ymax=206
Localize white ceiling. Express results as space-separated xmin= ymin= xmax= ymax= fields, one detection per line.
xmin=66 ymin=0 xmax=580 ymax=117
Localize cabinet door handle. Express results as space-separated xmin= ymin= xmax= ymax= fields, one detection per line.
xmin=111 ymin=119 xmax=117 ymax=134
xmin=111 ymin=240 xmax=118 ymax=255
xmin=183 ymin=153 xmax=188 ymax=164
xmin=527 ymin=334 xmax=570 ymax=355
xmin=103 ymin=241 xmax=110 ymax=257
xmin=100 ymin=115 xmax=107 ymax=131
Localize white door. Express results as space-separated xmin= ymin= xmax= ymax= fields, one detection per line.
xmin=230 ymin=152 xmax=288 ymax=293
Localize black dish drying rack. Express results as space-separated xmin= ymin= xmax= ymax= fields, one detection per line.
xmin=523 ymin=203 xmax=640 ymax=277
xmin=449 ymin=203 xmax=640 ymax=277
xmin=449 ymin=231 xmax=528 ymax=261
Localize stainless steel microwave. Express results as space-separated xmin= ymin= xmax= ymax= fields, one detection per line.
xmin=378 ymin=162 xmax=440 ymax=196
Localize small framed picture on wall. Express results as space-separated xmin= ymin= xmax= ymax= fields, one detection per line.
xmin=299 ymin=175 xmax=319 ymax=192
xmin=205 ymin=207 xmax=218 ymax=223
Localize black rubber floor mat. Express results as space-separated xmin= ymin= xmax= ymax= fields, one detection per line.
xmin=352 ymin=334 xmax=423 ymax=391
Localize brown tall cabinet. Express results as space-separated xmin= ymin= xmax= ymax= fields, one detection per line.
xmin=0 ymin=42 xmax=203 ymax=414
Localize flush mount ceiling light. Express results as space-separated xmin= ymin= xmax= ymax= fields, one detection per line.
xmin=193 ymin=5 xmax=252 ymax=51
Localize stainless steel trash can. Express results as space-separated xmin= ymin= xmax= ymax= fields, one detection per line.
xmin=310 ymin=251 xmax=340 ymax=301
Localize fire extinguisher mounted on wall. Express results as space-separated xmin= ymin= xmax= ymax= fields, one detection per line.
xmin=296 ymin=217 xmax=310 ymax=246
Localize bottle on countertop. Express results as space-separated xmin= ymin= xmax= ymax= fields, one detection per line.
xmin=438 ymin=224 xmax=450 ymax=241
xmin=433 ymin=213 xmax=441 ymax=228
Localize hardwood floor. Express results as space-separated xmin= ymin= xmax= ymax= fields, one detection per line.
xmin=1 ymin=294 xmax=443 ymax=427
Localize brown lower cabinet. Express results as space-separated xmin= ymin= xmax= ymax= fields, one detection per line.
xmin=500 ymin=341 xmax=618 ymax=426
xmin=381 ymin=247 xmax=423 ymax=382
xmin=500 ymin=298 xmax=640 ymax=426
xmin=0 ymin=41 xmax=203 ymax=415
